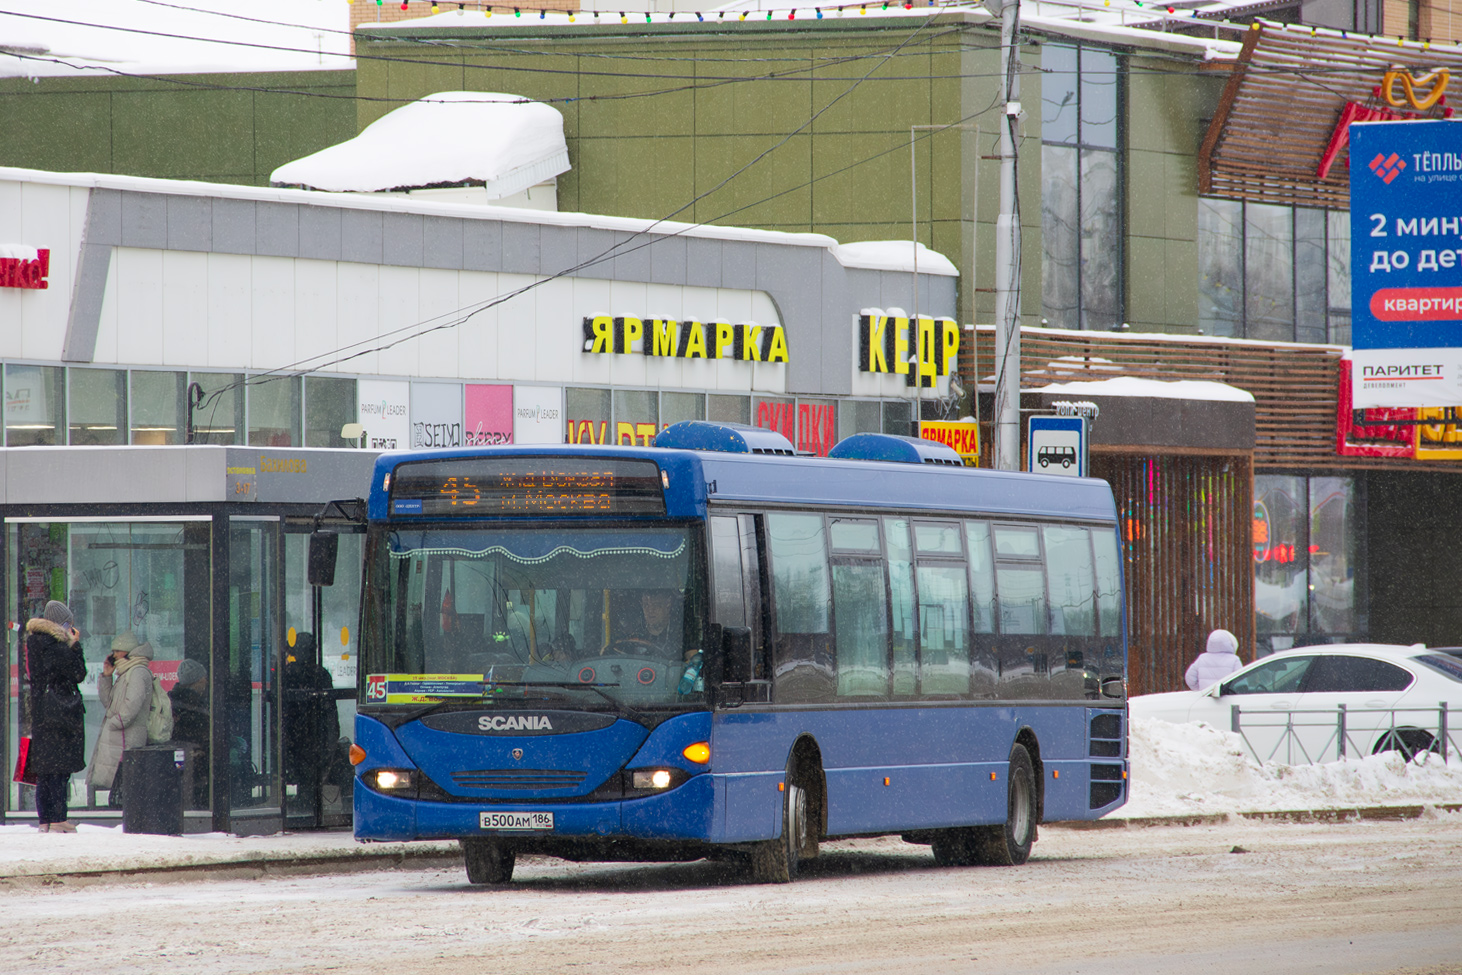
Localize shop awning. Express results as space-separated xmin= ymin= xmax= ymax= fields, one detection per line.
xmin=1199 ymin=21 xmax=1460 ymax=210
xmin=270 ymin=91 xmax=570 ymax=198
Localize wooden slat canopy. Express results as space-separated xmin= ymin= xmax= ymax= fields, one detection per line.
xmin=1199 ymin=20 xmax=1462 ymax=209
xmin=962 ymin=326 xmax=1462 ymax=473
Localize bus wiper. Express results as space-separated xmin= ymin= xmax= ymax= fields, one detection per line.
xmin=484 ymin=679 xmax=644 ymax=723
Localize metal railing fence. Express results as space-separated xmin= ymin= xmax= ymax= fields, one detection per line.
xmin=1230 ymin=703 xmax=1459 ymax=767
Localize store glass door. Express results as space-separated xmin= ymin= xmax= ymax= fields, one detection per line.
xmin=227 ymin=518 xmax=283 ymax=834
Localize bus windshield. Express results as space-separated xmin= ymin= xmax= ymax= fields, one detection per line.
xmin=366 ymin=524 xmax=706 ymax=706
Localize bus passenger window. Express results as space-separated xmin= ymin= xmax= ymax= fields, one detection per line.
xmin=833 ymin=563 xmax=889 ymax=697
xmin=918 ymin=564 xmax=969 ymax=696
xmin=1042 ymin=526 xmax=1096 ymax=637
xmin=996 ymin=565 xmax=1047 ymax=636
xmin=994 ymin=525 xmax=1041 ymax=559
xmin=1093 ymin=529 xmax=1123 ymax=637
xmin=710 ymin=516 xmax=746 ymax=628
xmin=885 ymin=518 xmax=917 ymax=696
xmin=829 ymin=518 xmax=880 ymax=552
xmin=767 ymin=513 xmax=834 ymax=702
xmin=914 ymin=521 xmax=961 ymax=555
xmin=965 ymin=522 xmax=996 ymax=634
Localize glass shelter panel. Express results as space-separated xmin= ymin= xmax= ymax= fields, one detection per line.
xmin=7 ymin=519 xmax=211 ymax=817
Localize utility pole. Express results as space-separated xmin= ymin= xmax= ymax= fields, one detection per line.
xmin=989 ymin=0 xmax=1023 ymax=471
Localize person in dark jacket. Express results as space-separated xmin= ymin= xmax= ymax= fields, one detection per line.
xmin=169 ymin=658 xmax=211 ymax=808
xmin=25 ymin=600 xmax=88 ymax=832
xmin=282 ymin=632 xmax=340 ymax=808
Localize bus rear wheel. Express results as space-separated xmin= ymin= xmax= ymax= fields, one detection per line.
xmin=751 ymin=781 xmax=811 ymax=883
xmin=974 ymin=744 xmax=1037 ymax=866
xmin=462 ymin=839 xmax=515 ymax=885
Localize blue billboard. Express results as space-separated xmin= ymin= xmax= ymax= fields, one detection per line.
xmin=1349 ymin=119 xmax=1462 ymax=408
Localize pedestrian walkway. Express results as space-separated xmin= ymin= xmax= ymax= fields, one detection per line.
xmin=0 ymin=822 xmax=460 ymax=886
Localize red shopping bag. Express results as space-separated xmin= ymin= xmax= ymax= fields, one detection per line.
xmin=12 ymin=735 xmax=36 ymax=785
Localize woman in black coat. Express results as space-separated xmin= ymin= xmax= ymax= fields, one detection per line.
xmin=25 ymin=600 xmax=88 ymax=832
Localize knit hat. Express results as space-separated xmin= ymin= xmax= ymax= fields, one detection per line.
xmin=176 ymin=658 xmax=208 ymax=686
xmin=43 ymin=600 xmax=75 ymax=629
xmin=111 ymin=631 xmax=141 ymax=654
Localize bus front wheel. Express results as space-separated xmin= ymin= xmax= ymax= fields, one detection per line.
xmin=751 ymin=781 xmax=811 ymax=883
xmin=975 ymin=744 xmax=1037 ymax=866
xmin=462 ymin=839 xmax=515 ymax=885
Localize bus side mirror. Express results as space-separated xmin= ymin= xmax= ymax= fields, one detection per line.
xmin=308 ymin=532 xmax=339 ymax=587
xmin=721 ymin=626 xmax=752 ymax=683
xmin=1100 ymin=677 xmax=1125 ymax=700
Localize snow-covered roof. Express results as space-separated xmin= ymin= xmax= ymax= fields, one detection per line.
xmin=2 ymin=166 xmax=954 ymax=277
xmin=835 ymin=241 xmax=958 ymax=277
xmin=0 ymin=0 xmax=351 ymax=79
xmin=360 ymin=1 xmax=1244 ymax=62
xmin=1034 ymin=377 xmax=1256 ymax=403
xmin=270 ymin=92 xmax=571 ymax=198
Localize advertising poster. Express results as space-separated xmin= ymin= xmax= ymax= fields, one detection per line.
xmin=357 ymin=379 xmax=410 ymax=451
xmin=513 ymin=385 xmax=564 ymax=444
xmin=465 ymin=384 xmax=514 ymax=446
xmin=410 ymin=383 xmax=464 ymax=449
xmin=1350 ymin=120 xmax=1462 ymax=408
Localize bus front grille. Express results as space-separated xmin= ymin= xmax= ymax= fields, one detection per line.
xmin=452 ymin=769 xmax=588 ymax=790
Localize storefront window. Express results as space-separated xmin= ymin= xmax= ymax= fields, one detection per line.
xmin=839 ymin=400 xmax=882 ymax=437
xmin=707 ymin=394 xmax=750 ymax=425
xmin=1254 ymin=474 xmax=1363 ymax=655
xmin=660 ymin=391 xmax=704 ymax=428
xmin=8 ymin=519 xmax=212 ymax=817
xmin=565 ymin=387 xmax=611 ymax=445
xmin=248 ymin=375 xmax=301 ymax=447
xmin=68 ymin=368 xmax=127 ymax=445
xmin=612 ymin=389 xmax=658 ymax=445
xmin=1244 ymin=203 xmax=1294 ymax=342
xmin=796 ymin=398 xmax=838 ymax=456
xmin=1327 ymin=210 xmax=1352 ymax=346
xmin=883 ymin=400 xmax=913 ymax=437
xmin=305 ymin=377 xmax=357 ymax=448
xmin=4 ymin=363 xmax=65 ymax=446
xmin=190 ymin=372 xmax=243 ymax=445
xmin=130 ymin=370 xmax=187 ymax=445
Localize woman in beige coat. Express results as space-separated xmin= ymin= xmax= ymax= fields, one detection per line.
xmin=86 ymin=632 xmax=156 ymax=799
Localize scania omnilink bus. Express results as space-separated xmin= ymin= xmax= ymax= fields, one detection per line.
xmin=348 ymin=422 xmax=1128 ymax=884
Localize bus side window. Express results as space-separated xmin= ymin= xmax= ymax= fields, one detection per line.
xmin=993 ymin=524 xmax=1049 ymax=698
xmin=1042 ymin=525 xmax=1096 ymax=700
xmin=965 ymin=521 xmax=998 ymax=698
xmin=1092 ymin=528 xmax=1124 ymax=679
xmin=766 ymin=512 xmax=835 ymax=703
xmin=885 ymin=518 xmax=917 ymax=697
xmin=710 ymin=516 xmax=745 ymax=628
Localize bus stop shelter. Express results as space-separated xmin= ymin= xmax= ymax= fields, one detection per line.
xmin=3 ymin=445 xmax=377 ymax=835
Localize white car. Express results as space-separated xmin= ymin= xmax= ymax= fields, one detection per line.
xmin=1130 ymin=644 xmax=1462 ymax=765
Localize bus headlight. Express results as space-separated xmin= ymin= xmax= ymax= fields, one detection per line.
xmin=632 ymin=769 xmax=675 ymax=790
xmin=367 ymin=768 xmax=416 ymax=792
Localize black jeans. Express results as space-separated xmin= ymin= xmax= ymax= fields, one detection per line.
xmin=35 ymin=773 xmax=70 ymax=825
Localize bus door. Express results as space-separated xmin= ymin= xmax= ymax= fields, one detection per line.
xmin=709 ymin=513 xmax=770 ymax=702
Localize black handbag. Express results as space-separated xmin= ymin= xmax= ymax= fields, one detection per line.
xmin=38 ymin=683 xmax=83 ymax=730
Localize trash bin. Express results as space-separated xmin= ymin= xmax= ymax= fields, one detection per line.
xmin=121 ymin=745 xmax=190 ymax=835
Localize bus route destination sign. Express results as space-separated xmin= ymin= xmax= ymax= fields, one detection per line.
xmin=1350 ymin=119 xmax=1462 ymax=408
xmin=390 ymin=457 xmax=666 ymax=516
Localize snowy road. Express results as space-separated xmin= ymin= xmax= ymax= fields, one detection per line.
xmin=6 ymin=815 xmax=1462 ymax=975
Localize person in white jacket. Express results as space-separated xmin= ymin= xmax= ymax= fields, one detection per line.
xmin=86 ymin=631 xmax=156 ymax=802
xmin=1185 ymin=628 xmax=1244 ymax=691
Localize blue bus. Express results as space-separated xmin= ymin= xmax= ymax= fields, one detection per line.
xmin=348 ymin=422 xmax=1128 ymax=884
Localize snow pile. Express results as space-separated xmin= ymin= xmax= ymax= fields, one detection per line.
xmin=1034 ymin=377 xmax=1255 ymax=403
xmin=1119 ymin=716 xmax=1462 ymax=818
xmin=270 ymin=92 xmax=569 ymax=197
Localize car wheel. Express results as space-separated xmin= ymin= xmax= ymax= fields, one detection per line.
xmin=1373 ymin=728 xmax=1439 ymax=763
xmin=973 ymin=744 xmax=1038 ymax=866
xmin=462 ymin=839 xmax=515 ymax=884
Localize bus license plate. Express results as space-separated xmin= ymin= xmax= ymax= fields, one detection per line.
xmin=480 ymin=811 xmax=553 ymax=831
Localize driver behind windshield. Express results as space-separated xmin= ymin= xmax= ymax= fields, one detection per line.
xmin=607 ymin=589 xmax=687 ymax=660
